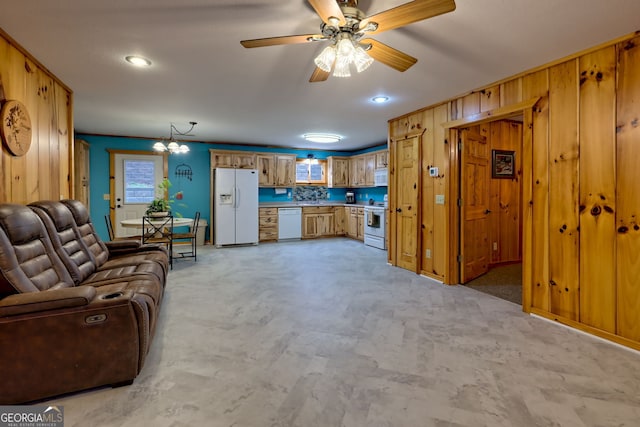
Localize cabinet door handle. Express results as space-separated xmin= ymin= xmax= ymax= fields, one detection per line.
xmin=396 ymin=208 xmax=402 ymax=213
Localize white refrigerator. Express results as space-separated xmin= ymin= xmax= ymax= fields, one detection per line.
xmin=214 ymin=168 xmax=259 ymax=247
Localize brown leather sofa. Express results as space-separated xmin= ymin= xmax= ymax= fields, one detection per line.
xmin=0 ymin=201 xmax=169 ymax=404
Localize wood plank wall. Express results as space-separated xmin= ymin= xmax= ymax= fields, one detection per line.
xmin=0 ymin=30 xmax=73 ymax=203
xmin=388 ymin=32 xmax=640 ymax=349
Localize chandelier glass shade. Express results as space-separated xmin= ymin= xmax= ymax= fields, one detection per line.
xmin=153 ymin=140 xmax=189 ymax=154
xmin=314 ymin=36 xmax=373 ymax=77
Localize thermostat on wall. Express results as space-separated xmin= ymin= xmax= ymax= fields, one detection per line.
xmin=429 ymin=167 xmax=439 ymax=177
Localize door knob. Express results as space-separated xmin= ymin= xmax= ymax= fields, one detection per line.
xmin=396 ymin=208 xmax=402 ymax=213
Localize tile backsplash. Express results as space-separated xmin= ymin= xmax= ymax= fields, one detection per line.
xmin=294 ymin=186 xmax=327 ymax=201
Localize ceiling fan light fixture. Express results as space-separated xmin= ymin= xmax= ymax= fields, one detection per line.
xmin=304 ymin=133 xmax=342 ymax=144
xmin=314 ymin=45 xmax=336 ymax=72
xmin=333 ymin=57 xmax=351 ymax=77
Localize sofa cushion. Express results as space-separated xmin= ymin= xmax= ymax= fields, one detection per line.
xmin=0 ymin=204 xmax=74 ymax=296
xmin=29 ymin=201 xmax=97 ymax=284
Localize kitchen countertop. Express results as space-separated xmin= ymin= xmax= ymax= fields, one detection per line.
xmin=259 ymin=202 xmax=384 ymax=208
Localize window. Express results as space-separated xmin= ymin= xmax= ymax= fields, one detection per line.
xmin=124 ymin=160 xmax=157 ymax=203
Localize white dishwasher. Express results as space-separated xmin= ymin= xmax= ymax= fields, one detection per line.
xmin=278 ymin=207 xmax=302 ymax=240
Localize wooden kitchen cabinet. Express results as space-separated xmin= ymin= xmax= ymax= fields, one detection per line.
xmin=210 ymin=150 xmax=256 ymax=169
xmin=302 ymin=206 xmax=335 ymax=238
xmin=259 ymin=207 xmax=278 ymax=242
xmin=274 ymin=155 xmax=296 ymax=186
xmin=375 ymin=150 xmax=388 ymax=169
xmin=327 ymin=156 xmax=350 ymax=188
xmin=346 ymin=206 xmax=358 ymax=239
xmin=350 ymin=156 xmax=365 ymax=186
xmin=334 ymin=205 xmax=345 ymax=235
xmin=364 ymin=154 xmax=375 ymax=187
xmin=256 ymin=154 xmax=275 ymax=186
xmin=357 ymin=207 xmax=364 ymax=241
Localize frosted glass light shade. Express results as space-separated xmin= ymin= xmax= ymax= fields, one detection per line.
xmin=153 ymin=142 xmax=167 ymax=151
xmin=353 ymin=46 xmax=373 ymax=73
xmin=314 ymin=45 xmax=336 ymax=72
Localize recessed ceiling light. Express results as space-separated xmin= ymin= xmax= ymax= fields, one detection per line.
xmin=125 ymin=55 xmax=152 ymax=67
xmin=303 ymin=133 xmax=342 ymax=143
xmin=371 ymin=96 xmax=390 ymax=103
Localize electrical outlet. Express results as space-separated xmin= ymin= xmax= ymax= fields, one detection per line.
xmin=493 ymin=242 xmax=498 ymax=251
xmin=435 ymin=194 xmax=445 ymax=205
xmin=426 ymin=249 xmax=431 ymax=259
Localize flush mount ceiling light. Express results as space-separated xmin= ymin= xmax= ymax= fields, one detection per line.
xmin=303 ymin=133 xmax=342 ymax=144
xmin=125 ymin=55 xmax=152 ymax=67
xmin=371 ymin=96 xmax=389 ymax=103
xmin=153 ymin=122 xmax=197 ymax=154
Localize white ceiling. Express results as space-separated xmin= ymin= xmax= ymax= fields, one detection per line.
xmin=1 ymin=0 xmax=639 ymax=151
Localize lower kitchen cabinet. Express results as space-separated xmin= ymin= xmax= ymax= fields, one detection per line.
xmin=334 ymin=205 xmax=345 ymax=235
xmin=345 ymin=206 xmax=364 ymax=241
xmin=302 ymin=206 xmax=336 ymax=238
xmin=259 ymin=207 xmax=278 ymax=242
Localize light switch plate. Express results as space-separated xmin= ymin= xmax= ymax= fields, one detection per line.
xmin=435 ymin=194 xmax=445 ymax=205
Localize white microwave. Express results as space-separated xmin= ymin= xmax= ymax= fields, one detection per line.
xmin=374 ymin=168 xmax=388 ymax=187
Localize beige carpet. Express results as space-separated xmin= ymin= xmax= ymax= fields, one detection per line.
xmin=46 ymin=239 xmax=640 ymax=426
xmin=464 ymin=263 xmax=522 ymax=305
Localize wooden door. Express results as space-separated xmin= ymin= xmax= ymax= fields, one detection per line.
xmin=74 ymin=139 xmax=90 ymax=208
xmin=460 ymin=130 xmax=490 ymax=282
xmin=395 ymin=136 xmax=420 ymax=272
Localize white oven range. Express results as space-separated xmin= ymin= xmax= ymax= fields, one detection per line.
xmin=364 ymin=205 xmax=386 ymax=250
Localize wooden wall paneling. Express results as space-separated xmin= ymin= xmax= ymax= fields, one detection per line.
xmin=36 ymin=71 xmax=53 ymax=202
xmin=521 ymin=107 xmax=534 ymax=312
xmin=0 ymin=36 xmax=8 ymax=201
xmin=616 ymin=36 xmax=640 ymax=341
xmin=387 ymin=137 xmax=396 ymax=265
xmin=450 ymin=98 xmax=462 ymax=121
xmin=462 ymin=92 xmax=481 ymax=117
xmin=6 ymin=46 xmax=28 ymax=203
xmin=511 ymin=121 xmax=523 ymax=262
xmin=488 ymin=122 xmax=503 ymax=264
xmin=433 ymin=104 xmax=449 ymax=281
xmin=500 ymin=78 xmax=523 ymax=107
xmin=578 ymin=46 xmax=617 ymax=333
xmin=24 ymin=57 xmax=40 ymax=201
xmin=523 ymin=70 xmax=550 ymax=311
xmin=548 ymin=60 xmax=580 ymax=320
xmin=421 ymin=109 xmax=435 ymax=277
xmin=55 ymin=83 xmax=71 ymax=200
xmin=480 ymin=86 xmax=500 ymax=112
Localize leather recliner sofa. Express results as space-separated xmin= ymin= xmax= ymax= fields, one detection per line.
xmin=0 ymin=200 xmax=169 ymax=404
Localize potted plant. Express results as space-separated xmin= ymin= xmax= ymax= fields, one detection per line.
xmin=146 ymin=178 xmax=172 ymax=217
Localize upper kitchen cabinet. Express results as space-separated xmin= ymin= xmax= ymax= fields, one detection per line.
xmin=274 ymin=155 xmax=296 ymax=187
xmin=375 ymin=151 xmax=388 ymax=169
xmin=210 ymin=149 xmax=256 ymax=169
xmin=256 ymin=154 xmax=275 ymax=186
xmin=327 ymin=156 xmax=350 ymax=188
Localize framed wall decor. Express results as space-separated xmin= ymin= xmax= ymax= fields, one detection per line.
xmin=491 ymin=149 xmax=515 ymax=179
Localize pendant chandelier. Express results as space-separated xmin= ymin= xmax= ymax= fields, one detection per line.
xmin=153 ymin=122 xmax=197 ymax=154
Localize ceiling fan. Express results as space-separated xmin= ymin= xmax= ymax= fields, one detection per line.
xmin=240 ymin=0 xmax=456 ymax=82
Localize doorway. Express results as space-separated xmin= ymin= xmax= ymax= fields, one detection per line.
xmin=109 ymin=151 xmax=167 ymax=238
xmin=459 ymin=120 xmax=524 ymax=303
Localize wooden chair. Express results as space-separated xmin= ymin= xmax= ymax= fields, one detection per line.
xmin=173 ymin=211 xmax=201 ymax=262
xmin=142 ymin=215 xmax=174 ymax=269
xmin=105 ymin=214 xmax=141 ymax=241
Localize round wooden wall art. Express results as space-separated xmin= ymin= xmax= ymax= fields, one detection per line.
xmin=1 ymin=100 xmax=32 ymax=156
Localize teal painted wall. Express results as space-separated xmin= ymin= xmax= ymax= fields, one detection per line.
xmin=77 ymin=134 xmax=387 ymax=241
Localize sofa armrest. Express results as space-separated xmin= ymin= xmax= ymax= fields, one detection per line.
xmin=0 ymin=286 xmax=97 ymax=317
xmin=104 ymin=239 xmax=142 ymax=251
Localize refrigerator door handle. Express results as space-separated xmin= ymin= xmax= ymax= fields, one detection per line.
xmin=235 ymin=187 xmax=240 ymax=208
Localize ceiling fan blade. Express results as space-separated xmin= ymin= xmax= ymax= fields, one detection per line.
xmin=361 ymin=39 xmax=417 ymax=72
xmin=307 ymin=0 xmax=346 ymax=26
xmin=309 ymin=67 xmax=331 ymax=83
xmin=241 ymin=34 xmax=324 ymax=48
xmin=360 ymin=0 xmax=456 ymax=35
